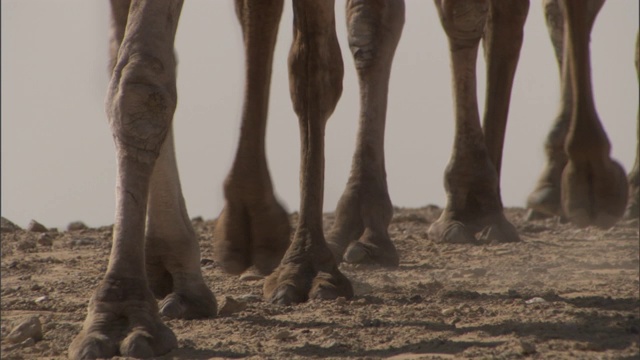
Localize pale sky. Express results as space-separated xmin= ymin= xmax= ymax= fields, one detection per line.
xmin=2 ymin=1 xmax=638 ymax=229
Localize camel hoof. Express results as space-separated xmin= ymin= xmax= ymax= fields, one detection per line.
xmin=310 ymin=270 xmax=353 ymax=301
xmin=69 ymin=278 xmax=178 ymax=360
xmin=326 ymin=239 xmax=348 ymax=264
xmin=428 ymin=220 xmax=476 ymax=244
xmin=268 ymin=285 xmax=301 ymax=306
xmin=310 ymin=285 xmax=340 ymax=301
xmin=159 ymin=288 xmax=217 ymax=320
xmin=69 ymin=333 xmax=117 ymax=360
xmin=120 ymin=331 xmax=155 ymax=358
xmin=159 ymin=294 xmax=186 ymax=319
xmin=213 ymin=200 xmax=290 ymax=276
xmin=478 ymin=217 xmax=521 ymax=244
xmin=527 ymin=185 xmax=562 ymax=218
xmin=343 ymin=240 xmax=399 ymax=268
xmin=264 ymin=260 xmax=353 ymax=306
xmin=562 ymin=159 xmax=628 ymax=229
xmin=525 ymin=208 xmax=551 ymax=221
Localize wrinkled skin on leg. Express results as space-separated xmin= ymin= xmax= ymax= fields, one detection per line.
xmin=70 ymin=1 xmax=217 ymax=359
xmin=326 ymin=0 xmax=405 ymax=268
xmin=264 ymin=0 xmax=353 ymax=305
xmin=528 ymin=0 xmax=629 ymax=228
xmin=213 ymin=0 xmax=291 ymax=278
xmin=428 ymin=0 xmax=527 ymax=244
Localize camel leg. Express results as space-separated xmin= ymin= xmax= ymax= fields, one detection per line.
xmin=625 ymin=32 xmax=640 ymax=220
xmin=526 ymin=0 xmax=571 ymax=219
xmin=264 ymin=0 xmax=353 ymax=305
xmin=527 ymin=0 xmax=602 ymax=220
xmin=213 ymin=0 xmax=291 ymax=278
xmin=145 ymin=129 xmax=216 ymax=319
xmin=482 ymin=0 xmax=529 ymax=179
xmin=69 ymin=1 xmax=183 ymax=358
xmin=559 ymin=0 xmax=628 ymax=228
xmin=326 ymin=0 xmax=405 ymax=267
xmin=429 ymin=0 xmax=520 ymax=244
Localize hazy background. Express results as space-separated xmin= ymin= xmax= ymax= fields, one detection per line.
xmin=2 ymin=1 xmax=638 ymax=230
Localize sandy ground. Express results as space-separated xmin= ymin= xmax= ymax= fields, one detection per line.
xmin=1 ymin=207 xmax=639 ymax=359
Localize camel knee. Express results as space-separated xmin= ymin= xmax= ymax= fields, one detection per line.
xmin=346 ymin=0 xmax=404 ymax=71
xmin=289 ymin=1 xmax=344 ymax=122
xmin=107 ymin=53 xmax=177 ymax=164
xmin=435 ymin=0 xmax=489 ymax=46
xmin=288 ymin=41 xmax=343 ymax=123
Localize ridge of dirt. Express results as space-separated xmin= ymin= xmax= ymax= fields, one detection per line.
xmin=1 ymin=207 xmax=639 ymax=359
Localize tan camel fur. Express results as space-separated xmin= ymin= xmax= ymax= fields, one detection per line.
xmin=69 ymin=0 xmax=635 ymax=358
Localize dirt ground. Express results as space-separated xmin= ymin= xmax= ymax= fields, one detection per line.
xmin=1 ymin=206 xmax=639 ymax=359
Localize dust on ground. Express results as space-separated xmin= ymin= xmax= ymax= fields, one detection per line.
xmin=1 ymin=207 xmax=639 ymax=359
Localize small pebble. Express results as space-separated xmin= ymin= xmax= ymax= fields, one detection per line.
xmin=525 ymin=297 xmax=547 ymax=304
xmin=442 ymin=308 xmax=456 ymax=316
xmin=27 ymin=220 xmax=48 ymax=233
xmin=35 ymin=296 xmax=48 ymax=303
xmin=6 ymin=316 xmax=42 ymax=344
xmin=217 ymin=296 xmax=246 ymax=316
xmin=274 ymin=330 xmax=292 ymax=340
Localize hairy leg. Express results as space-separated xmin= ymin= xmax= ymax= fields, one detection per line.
xmin=264 ymin=0 xmax=353 ymax=305
xmin=428 ymin=0 xmax=521 ymax=244
xmin=326 ymin=0 xmax=405 ymax=267
xmin=213 ymin=0 xmax=291 ymax=278
xmin=70 ymin=1 xmax=184 ymax=358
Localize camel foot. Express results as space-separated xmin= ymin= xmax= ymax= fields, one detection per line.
xmin=146 ymin=263 xmax=217 ymax=320
xmin=213 ymin=200 xmax=290 ymax=276
xmin=525 ymin=208 xmax=552 ymax=221
xmin=428 ymin=213 xmax=520 ymax=244
xmin=561 ymin=159 xmax=628 ymax=228
xmin=325 ymin=187 xmax=395 ymax=267
xmin=69 ymin=277 xmax=177 ymax=360
xmin=264 ymin=230 xmax=353 ymax=305
xmin=342 ymin=229 xmax=399 ymax=267
xmin=158 ymin=286 xmax=217 ymax=320
xmin=527 ymin=184 xmax=562 ymax=218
